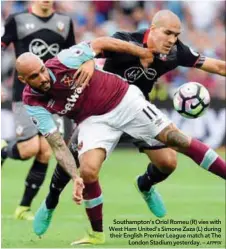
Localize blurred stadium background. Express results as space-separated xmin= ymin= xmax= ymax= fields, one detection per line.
xmin=1 ymin=1 xmax=226 ymax=248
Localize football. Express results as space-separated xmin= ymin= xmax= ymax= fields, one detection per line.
xmin=173 ymin=82 xmax=210 ymax=119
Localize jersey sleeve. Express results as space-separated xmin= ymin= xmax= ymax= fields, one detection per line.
xmin=1 ymin=14 xmax=17 ymax=49
xmin=25 ymin=105 xmax=57 ymax=137
xmin=101 ymin=31 xmax=139 ymax=67
xmin=177 ymin=40 xmax=205 ymax=68
xmin=64 ymin=19 xmax=76 ymax=48
xmin=57 ymin=42 xmax=95 ymax=68
xmin=101 ymin=31 xmax=131 ymax=58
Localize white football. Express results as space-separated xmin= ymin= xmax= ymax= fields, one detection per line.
xmin=173 ymin=82 xmax=210 ymax=119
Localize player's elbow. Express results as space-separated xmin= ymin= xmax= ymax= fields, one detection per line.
xmin=91 ymin=38 xmax=104 ymax=56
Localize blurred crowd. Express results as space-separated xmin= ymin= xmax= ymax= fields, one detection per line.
xmin=1 ymin=1 xmax=226 ymax=102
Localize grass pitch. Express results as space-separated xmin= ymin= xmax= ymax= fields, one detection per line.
xmin=1 ymin=148 xmax=225 ymax=248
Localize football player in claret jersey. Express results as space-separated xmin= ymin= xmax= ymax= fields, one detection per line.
xmin=16 ymin=39 xmax=226 ymax=245
xmin=37 ymin=10 xmax=226 ymax=230
xmin=1 ymin=0 xmax=78 ymax=221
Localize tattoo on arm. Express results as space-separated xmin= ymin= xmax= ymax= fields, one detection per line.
xmin=46 ymin=131 xmax=78 ymax=180
xmin=166 ymin=130 xmax=190 ymax=148
xmin=156 ymin=125 xmax=190 ymax=151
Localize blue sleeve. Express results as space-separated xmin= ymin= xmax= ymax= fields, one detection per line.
xmin=57 ymin=42 xmax=95 ymax=69
xmin=25 ymin=105 xmax=57 ymax=137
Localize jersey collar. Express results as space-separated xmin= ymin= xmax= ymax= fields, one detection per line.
xmin=48 ymin=69 xmax=56 ymax=84
xmin=143 ymin=29 xmax=163 ymax=57
xmin=143 ymin=29 xmax=150 ymax=48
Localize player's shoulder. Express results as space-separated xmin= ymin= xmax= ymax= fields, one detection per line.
xmin=23 ymin=85 xmax=41 ymax=104
xmin=175 ymin=38 xmax=184 ymax=46
xmin=113 ymin=29 xmax=146 ymax=43
xmin=53 ymin=11 xmax=72 ymax=21
xmin=11 ymin=9 xmax=29 ymax=17
xmin=57 ymin=42 xmax=94 ymax=68
xmin=132 ymin=29 xmax=147 ymax=38
xmin=174 ymin=39 xmax=198 ymax=56
xmin=5 ymin=10 xmax=29 ymax=22
xmin=175 ymin=39 xmax=190 ymax=51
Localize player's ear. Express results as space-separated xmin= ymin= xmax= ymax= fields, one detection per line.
xmin=18 ymin=75 xmax=26 ymax=84
xmin=150 ymin=24 xmax=156 ymax=31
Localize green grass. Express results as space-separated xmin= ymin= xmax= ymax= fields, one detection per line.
xmin=1 ymin=148 xmax=225 ymax=248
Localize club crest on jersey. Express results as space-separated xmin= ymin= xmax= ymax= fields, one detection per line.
xmin=16 ymin=125 xmax=24 ymax=137
xmin=60 ymin=74 xmax=74 ymax=88
xmin=159 ymin=54 xmax=167 ymax=61
xmin=57 ymin=21 xmax=65 ymax=32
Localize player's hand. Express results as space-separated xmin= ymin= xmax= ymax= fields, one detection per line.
xmin=72 ymin=177 xmax=84 ymax=205
xmin=140 ymin=48 xmax=154 ymax=68
xmin=73 ymin=60 xmax=95 ymax=89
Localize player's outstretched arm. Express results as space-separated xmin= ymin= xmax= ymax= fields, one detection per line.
xmin=91 ymin=37 xmax=153 ymax=61
xmin=46 ymin=130 xmax=84 ymax=204
xmin=200 ymin=57 xmax=226 ymax=76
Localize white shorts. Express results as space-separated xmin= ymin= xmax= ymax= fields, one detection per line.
xmin=77 ymin=85 xmax=172 ymax=158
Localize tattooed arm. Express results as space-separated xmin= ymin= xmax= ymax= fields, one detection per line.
xmin=46 ymin=131 xmax=84 ymax=203
xmin=24 ymin=105 xmax=84 ymax=203
xmin=46 ymin=131 xmax=78 ymax=179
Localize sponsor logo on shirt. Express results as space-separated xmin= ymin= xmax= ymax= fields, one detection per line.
xmin=29 ymin=38 xmax=60 ymax=57
xmin=124 ymin=67 xmax=157 ymax=83
xmin=58 ymin=86 xmax=83 ymax=115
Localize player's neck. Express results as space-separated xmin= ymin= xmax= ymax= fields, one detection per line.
xmin=147 ymin=37 xmax=158 ymax=54
xmin=31 ymin=5 xmax=54 ymax=17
